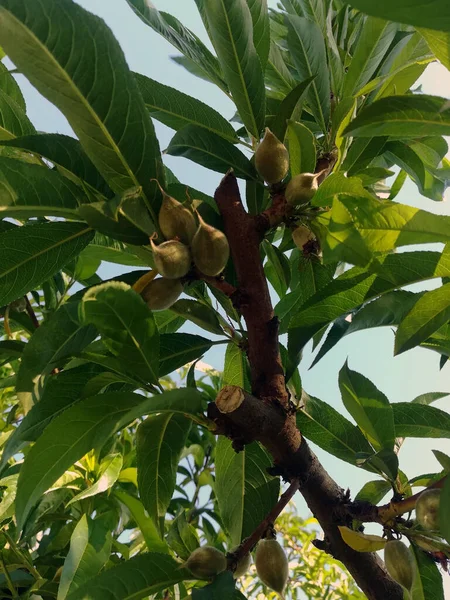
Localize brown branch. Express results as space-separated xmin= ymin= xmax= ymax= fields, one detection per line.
xmin=24 ymin=295 xmax=39 ymax=329
xmin=214 ymin=171 xmax=288 ymax=405
xmin=228 ymin=479 xmax=300 ymax=569
xmin=199 ymin=273 xmax=238 ymax=299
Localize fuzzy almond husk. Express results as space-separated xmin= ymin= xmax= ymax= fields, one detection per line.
xmin=285 ymin=172 xmax=320 ymax=206
xmin=158 ymin=191 xmax=196 ymax=244
xmin=141 ymin=277 xmax=183 ymax=311
xmin=151 ymin=239 xmax=191 ymax=279
xmin=415 ymin=489 xmax=441 ymax=531
xmin=255 ymin=539 xmax=288 ymax=598
xmin=184 ymin=546 xmax=227 ymax=580
xmin=384 ymin=541 xmax=415 ymax=591
xmin=255 ymin=128 xmax=289 ymax=184
xmin=191 ymin=216 xmax=230 ymax=277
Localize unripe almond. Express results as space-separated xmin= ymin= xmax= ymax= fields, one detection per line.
xmin=292 ymin=225 xmax=315 ymax=249
xmin=415 ymin=489 xmax=441 ymax=531
xmin=158 ymin=190 xmax=196 ymax=244
xmin=191 ymin=216 xmax=230 ymax=277
xmin=285 ymin=172 xmax=320 ymax=206
xmin=384 ymin=540 xmax=414 ymax=591
xmin=255 ymin=538 xmax=288 ymax=597
xmin=255 ymin=128 xmax=289 ymax=184
xmin=151 ymin=238 xmax=191 ymax=279
xmin=184 ymin=546 xmax=227 ymax=579
xmin=141 ymin=277 xmax=183 ymax=311
xmin=230 ymin=546 xmax=251 ymax=579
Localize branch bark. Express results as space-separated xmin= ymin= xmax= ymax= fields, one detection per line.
xmin=212 ymin=172 xmax=403 ymax=600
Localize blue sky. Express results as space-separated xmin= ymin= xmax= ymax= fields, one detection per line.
xmin=11 ymin=1 xmax=450 ymax=588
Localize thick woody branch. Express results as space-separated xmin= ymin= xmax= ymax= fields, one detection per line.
xmin=214 ymin=171 xmax=288 ymax=404
xmin=208 ymin=388 xmax=403 ymax=600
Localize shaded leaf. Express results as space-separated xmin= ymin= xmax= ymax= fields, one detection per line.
xmin=410 ymin=544 xmax=445 ymax=600
xmin=166 ymin=511 xmax=200 ymax=560
xmin=247 ymin=0 xmax=270 ymax=70
xmin=392 ymin=403 xmax=450 ymax=439
xmin=339 ymin=362 xmax=395 ymax=452
xmin=192 ymin=571 xmax=236 ymax=599
xmin=354 ymin=480 xmax=391 ymax=504
xmin=296 ymin=395 xmax=374 ymax=467
xmin=170 ymin=299 xmax=223 ymax=335
xmin=271 ymin=77 xmax=315 ymax=142
xmin=0 ymin=221 xmax=93 ymax=307
xmin=0 ymin=88 xmax=35 ymax=140
xmin=67 ymin=454 xmax=123 ymax=507
xmin=137 ymin=414 xmax=191 ymax=526
xmin=203 ymin=0 xmax=266 ymax=137
xmin=159 ymin=333 xmax=215 ymax=376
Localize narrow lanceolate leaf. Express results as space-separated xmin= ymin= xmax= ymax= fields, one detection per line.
xmin=286 ymin=15 xmax=330 ymax=133
xmin=392 ymin=403 xmax=450 ymax=439
xmin=316 ymin=195 xmax=450 ymax=266
xmin=344 ymin=0 xmax=450 ymax=33
xmin=0 ymin=157 xmax=89 ymax=219
xmin=137 ymin=414 xmax=191 ymax=526
xmin=287 ymin=249 xmax=450 ymax=358
xmin=342 ymin=17 xmax=397 ymax=97
xmin=0 ymin=0 xmax=165 ymax=222
xmin=0 ymin=61 xmax=26 ymax=110
xmin=0 ymin=221 xmax=93 ymax=307
xmin=166 ymin=125 xmax=257 ymax=180
xmin=57 ymin=516 xmax=112 ymax=600
xmin=203 ymin=0 xmax=266 ymax=137
xmin=15 ymin=388 xmax=204 ymax=531
xmin=247 ymin=0 xmax=270 ymax=70
xmin=170 ymin=299 xmax=224 ymax=336
xmin=0 ymin=88 xmax=35 ymax=140
xmin=339 ymin=362 xmax=395 ymax=452
xmin=67 ymin=454 xmax=123 ymax=507
xmin=1 ymin=134 xmax=113 ymax=198
xmin=410 ymin=544 xmax=445 ymax=600
xmin=296 ymin=395 xmax=374 ymax=467
xmin=344 ymin=95 xmax=450 ymax=138
xmin=286 ymin=120 xmax=316 ymax=176
xmin=166 ymin=511 xmax=200 ymax=560
xmin=67 ymin=553 xmax=191 ymax=600
xmin=215 ymin=438 xmax=279 ymax=545
xmin=81 ymin=282 xmax=159 ymax=386
xmin=159 ymin=333 xmax=215 ymax=377
xmin=271 ymin=77 xmax=315 ymax=142
xmin=395 ymin=283 xmax=450 ymax=355
xmin=125 ymin=0 xmax=227 ymax=93
xmin=419 ymin=29 xmax=450 ymax=71
xmin=135 ymin=73 xmax=238 ymax=143
xmin=223 ymin=343 xmax=250 ymax=390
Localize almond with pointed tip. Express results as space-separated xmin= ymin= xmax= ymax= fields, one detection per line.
xmin=191 ymin=216 xmax=230 ymax=277
xmin=384 ymin=540 xmax=414 ymax=591
xmin=141 ymin=277 xmax=183 ymax=311
xmin=415 ymin=488 xmax=441 ymax=531
xmin=255 ymin=538 xmax=288 ymax=598
xmin=151 ymin=238 xmax=191 ymax=279
xmin=255 ymin=128 xmax=289 ymax=184
xmin=285 ymin=172 xmax=320 ymax=206
xmin=158 ymin=190 xmax=196 ymax=244
xmin=184 ymin=546 xmax=227 ymax=579
xmin=292 ymin=225 xmax=315 ymax=250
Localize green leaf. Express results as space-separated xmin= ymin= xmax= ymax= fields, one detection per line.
xmin=170 ymin=299 xmax=224 ymax=336
xmin=439 ymin=475 xmax=450 ymax=545
xmin=354 ymin=480 xmax=391 ymax=504
xmin=215 ymin=438 xmax=279 ymax=545
xmin=16 ymin=304 xmax=97 ymax=412
xmin=395 ymin=283 xmax=450 ymax=355
xmin=412 ymin=392 xmax=449 ymax=405
xmin=270 ymin=77 xmax=315 ymax=142
xmin=67 ymin=454 xmax=123 ymax=507
xmin=0 ymin=60 xmax=25 ymax=110
xmin=317 ymin=195 xmax=450 ymax=266
xmin=311 ymin=173 xmax=374 ymax=207
xmin=0 ymin=88 xmax=35 ymax=140
xmin=0 ymin=0 xmax=164 ymax=222
xmin=159 ymin=333 xmax=214 ymax=376
xmin=342 ymin=17 xmax=397 ymax=97
xmin=81 ymin=282 xmax=159 ymax=386
xmin=287 ymin=249 xmax=450 ymax=356
xmin=1 ymin=134 xmax=112 ymax=198
xmin=15 ymin=388 xmax=204 ymax=530
xmin=135 ymin=73 xmax=238 ymax=143
xmin=0 ymin=156 xmax=90 ymax=219
xmin=339 ymin=362 xmax=395 ymax=452
xmin=80 ymin=234 xmax=147 ymax=267
xmin=223 ymin=343 xmax=250 ymax=391
xmin=1 ymin=364 xmax=103 ymax=471
xmin=296 ymin=395 xmax=374 ymax=466
xmin=57 ymin=515 xmax=112 ymax=600
xmin=344 ymin=0 xmax=450 ymax=33
xmin=0 ymin=221 xmax=93 ymax=306
xmin=67 ymin=553 xmax=191 ymax=600
xmin=247 ymin=0 xmax=270 ymax=70
xmin=344 ymin=95 xmax=450 ymax=138
xmin=419 ymin=29 xmax=450 ymax=70
xmin=192 ymin=572 xmax=236 ymax=599
xmin=263 ymin=240 xmax=291 ymax=297
xmin=203 ymin=0 xmax=266 ymax=137
xmin=286 ymin=15 xmax=330 ymax=133
xmin=137 ymin=414 xmax=191 ymax=526
xmin=266 ymin=41 xmax=298 ymax=96
xmin=410 ymin=544 xmax=445 ymax=600
xmin=114 ymin=490 xmax=169 ymax=554
xmin=125 ymin=0 xmax=227 ymax=93
xmin=392 ymin=403 xmax=450 ymax=439
xmin=286 ymin=120 xmax=316 ymax=176
xmin=166 ymin=125 xmax=258 ymax=180
xmin=166 ymin=511 xmax=200 ymax=560
xmin=433 ymin=450 xmax=450 ymax=471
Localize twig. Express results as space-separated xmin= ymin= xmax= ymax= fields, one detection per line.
xmin=230 ymin=479 xmax=300 ymax=566
xmin=24 ymin=295 xmax=40 ymax=329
